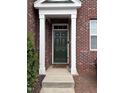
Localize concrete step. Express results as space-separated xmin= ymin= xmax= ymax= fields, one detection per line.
xmin=42 ymin=67 xmax=75 ymax=88
xmin=42 ymin=71 xmax=75 ymax=88
xmin=42 ymin=67 xmax=74 ymax=88
xmin=40 ymin=88 xmax=75 ymax=93
xmin=42 ymin=75 xmax=74 ymax=88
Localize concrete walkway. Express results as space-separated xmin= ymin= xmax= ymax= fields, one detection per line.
xmin=40 ymin=66 xmax=75 ymax=93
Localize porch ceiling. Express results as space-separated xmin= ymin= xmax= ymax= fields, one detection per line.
xmin=46 ymin=15 xmax=71 ymax=18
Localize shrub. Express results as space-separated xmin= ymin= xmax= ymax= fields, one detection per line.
xmin=27 ymin=32 xmax=38 ymax=93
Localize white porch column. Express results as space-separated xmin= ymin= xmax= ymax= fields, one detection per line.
xmin=71 ymin=14 xmax=78 ymax=75
xmin=39 ymin=14 xmax=46 ymax=75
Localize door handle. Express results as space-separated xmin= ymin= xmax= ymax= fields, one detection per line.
xmin=67 ymin=41 xmax=70 ymax=44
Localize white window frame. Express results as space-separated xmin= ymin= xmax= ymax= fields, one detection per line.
xmin=90 ymin=19 xmax=97 ymax=51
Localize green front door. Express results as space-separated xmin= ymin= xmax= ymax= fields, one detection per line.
xmin=54 ymin=30 xmax=67 ymax=63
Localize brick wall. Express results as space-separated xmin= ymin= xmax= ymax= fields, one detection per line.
xmin=45 ymin=19 xmax=52 ymax=69
xmin=27 ymin=0 xmax=39 ymax=50
xmin=76 ymin=0 xmax=97 ymax=73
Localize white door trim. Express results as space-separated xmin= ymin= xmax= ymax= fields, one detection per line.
xmin=52 ymin=24 xmax=69 ymax=64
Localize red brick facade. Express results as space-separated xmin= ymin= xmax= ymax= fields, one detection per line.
xmin=27 ymin=0 xmax=39 ymax=49
xmin=76 ymin=0 xmax=97 ymax=73
xmin=28 ymin=0 xmax=97 ymax=73
xmin=45 ymin=20 xmax=52 ymax=69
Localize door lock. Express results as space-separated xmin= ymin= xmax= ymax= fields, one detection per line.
xmin=67 ymin=41 xmax=70 ymax=44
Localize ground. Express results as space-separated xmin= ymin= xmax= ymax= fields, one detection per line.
xmin=74 ymin=71 xmax=97 ymax=93
xmin=32 ymin=70 xmax=97 ymax=93
xmin=32 ymin=75 xmax=45 ymax=93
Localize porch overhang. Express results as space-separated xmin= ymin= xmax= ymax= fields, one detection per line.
xmin=34 ymin=0 xmax=82 ymax=75
xmin=34 ymin=0 xmax=81 ymax=9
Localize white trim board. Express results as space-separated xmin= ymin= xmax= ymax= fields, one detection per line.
xmin=34 ymin=0 xmax=82 ymax=9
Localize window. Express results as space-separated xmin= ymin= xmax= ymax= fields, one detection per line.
xmin=90 ymin=19 xmax=97 ymax=51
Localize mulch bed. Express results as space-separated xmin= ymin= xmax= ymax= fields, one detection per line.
xmin=32 ymin=75 xmax=45 ymax=93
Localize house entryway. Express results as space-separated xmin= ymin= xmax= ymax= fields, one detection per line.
xmin=34 ymin=0 xmax=81 ymax=75
xmin=40 ymin=66 xmax=75 ymax=93
xmin=52 ymin=24 xmax=68 ymax=64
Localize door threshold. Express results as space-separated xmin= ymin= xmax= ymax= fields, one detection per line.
xmin=52 ymin=62 xmax=69 ymax=65
xmin=51 ymin=64 xmax=68 ymax=68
